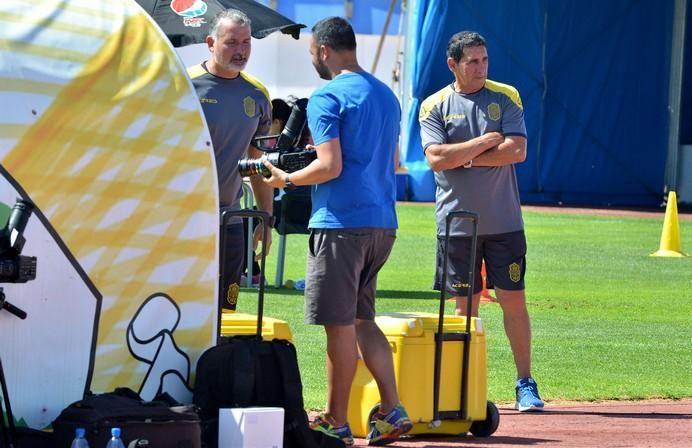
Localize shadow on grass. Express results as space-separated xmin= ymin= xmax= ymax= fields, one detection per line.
xmin=497 ymin=405 xmax=692 ymax=420
xmin=243 ymin=288 xmax=441 ymax=300
xmin=538 ymin=410 xmax=692 ymax=420
xmin=437 ymin=435 xmax=558 ymax=446
xmin=376 ymin=290 xmax=440 ymax=300
xmin=367 ymin=434 xmax=558 ymax=446
xmin=241 ymin=286 xmax=305 ymax=297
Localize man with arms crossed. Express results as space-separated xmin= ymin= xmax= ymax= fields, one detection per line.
xmin=263 ymin=16 xmax=412 ymax=446
xmin=187 ymin=9 xmax=273 ymax=311
xmin=419 ymin=31 xmax=544 ymax=412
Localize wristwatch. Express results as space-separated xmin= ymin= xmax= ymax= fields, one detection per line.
xmin=267 ymin=216 xmax=276 ymax=228
xmin=284 ymin=174 xmax=294 ymax=188
xmin=463 ymin=159 xmax=473 ymax=169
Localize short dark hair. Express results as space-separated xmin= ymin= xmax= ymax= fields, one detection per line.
xmin=311 ymin=16 xmax=356 ymax=51
xmin=209 ymin=9 xmax=251 ymax=39
xmin=271 ymin=98 xmax=291 ymax=124
xmin=447 ymin=31 xmax=486 ymax=63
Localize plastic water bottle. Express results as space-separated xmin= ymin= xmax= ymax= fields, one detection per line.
xmin=105 ymin=428 xmax=126 ymax=448
xmin=70 ymin=427 xmax=90 ymax=448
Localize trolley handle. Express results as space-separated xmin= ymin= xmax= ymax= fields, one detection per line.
xmin=432 ymin=209 xmax=479 ymax=425
xmin=219 ymin=208 xmax=271 ymax=342
xmin=438 ymin=210 xmax=479 ymax=333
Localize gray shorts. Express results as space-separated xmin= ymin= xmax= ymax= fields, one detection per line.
xmin=304 ymin=228 xmax=396 ymax=325
xmin=434 ymin=230 xmax=527 ymax=296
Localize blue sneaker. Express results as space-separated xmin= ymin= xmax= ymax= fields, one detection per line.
xmin=310 ymin=414 xmax=354 ymax=446
xmin=367 ymin=404 xmax=413 ymax=446
xmin=515 ymin=377 xmax=545 ymax=412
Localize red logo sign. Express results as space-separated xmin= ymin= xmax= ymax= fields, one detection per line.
xmin=171 ymin=0 xmax=208 ymax=18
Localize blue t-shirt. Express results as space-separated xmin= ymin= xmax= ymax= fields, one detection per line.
xmin=307 ymin=72 xmax=400 ymax=229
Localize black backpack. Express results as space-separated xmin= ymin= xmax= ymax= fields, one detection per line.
xmin=206 ymin=209 xmax=343 ymax=448
xmin=193 ymin=336 xmax=343 ymax=448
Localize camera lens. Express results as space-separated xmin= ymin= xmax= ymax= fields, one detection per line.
xmin=238 ymin=157 xmax=270 ymax=178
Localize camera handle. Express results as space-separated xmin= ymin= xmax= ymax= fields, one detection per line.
xmin=0 ymin=288 xmax=27 ymax=320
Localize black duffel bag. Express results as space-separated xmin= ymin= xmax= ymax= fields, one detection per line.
xmin=51 ymin=387 xmax=201 ymax=448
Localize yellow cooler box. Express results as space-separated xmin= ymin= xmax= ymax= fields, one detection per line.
xmin=220 ymin=311 xmax=293 ymax=342
xmin=347 ymin=312 xmax=498 ymax=438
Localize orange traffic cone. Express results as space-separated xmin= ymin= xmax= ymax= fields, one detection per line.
xmin=651 ymin=191 xmax=687 ymax=257
xmin=480 ymin=261 xmax=495 ymax=303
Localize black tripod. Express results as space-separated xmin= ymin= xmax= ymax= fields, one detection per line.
xmin=0 ymin=287 xmax=27 ymax=448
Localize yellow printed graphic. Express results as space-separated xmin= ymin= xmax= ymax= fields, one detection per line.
xmin=2 ymin=2 xmax=217 ymax=396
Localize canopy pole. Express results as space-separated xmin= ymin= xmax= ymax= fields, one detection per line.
xmin=371 ymin=0 xmax=398 ymax=74
xmin=390 ymin=0 xmax=406 ymax=89
xmin=664 ymin=0 xmax=687 ymax=195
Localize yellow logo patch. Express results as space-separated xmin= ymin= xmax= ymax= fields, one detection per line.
xmin=488 ymin=102 xmax=501 ymax=121
xmin=243 ymin=96 xmax=256 ymax=117
xmin=509 ymin=262 xmax=521 ymax=283
xmin=227 ymin=282 xmax=240 ymax=307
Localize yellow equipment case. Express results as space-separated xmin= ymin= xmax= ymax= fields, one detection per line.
xmin=220 ymin=312 xmax=293 ymax=342
xmin=347 ymin=210 xmax=499 ymax=438
xmin=347 ymin=312 xmax=494 ymax=437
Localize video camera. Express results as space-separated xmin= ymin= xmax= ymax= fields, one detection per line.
xmin=0 ymin=198 xmax=37 ymax=444
xmin=0 ymin=199 xmax=37 ymax=283
xmin=238 ymin=98 xmax=316 ymax=178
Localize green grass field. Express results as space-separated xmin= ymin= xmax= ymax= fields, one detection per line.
xmin=234 ymin=202 xmax=692 ymax=409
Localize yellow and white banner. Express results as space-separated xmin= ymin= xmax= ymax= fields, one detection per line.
xmin=0 ymin=0 xmax=218 ymax=428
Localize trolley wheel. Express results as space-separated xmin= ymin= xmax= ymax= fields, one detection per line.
xmin=469 ymin=401 xmax=500 ymax=437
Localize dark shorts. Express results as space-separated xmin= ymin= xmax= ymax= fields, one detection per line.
xmin=220 ymin=223 xmax=244 ymax=310
xmin=434 ymin=230 xmax=526 ymax=296
xmin=304 ymin=228 xmax=396 ymax=325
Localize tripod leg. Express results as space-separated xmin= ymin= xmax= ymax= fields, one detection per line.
xmin=0 ymin=357 xmax=17 ymax=447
